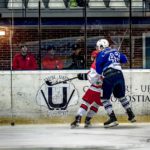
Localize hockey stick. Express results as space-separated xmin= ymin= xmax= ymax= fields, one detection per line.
xmin=45 ymin=76 xmax=78 ymax=86
xmin=118 ymin=29 xmax=128 ymax=51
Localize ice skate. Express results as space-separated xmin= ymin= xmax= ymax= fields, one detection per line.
xmin=70 ymin=115 xmax=81 ymax=129
xmin=104 ymin=111 xmax=119 ymax=128
xmin=126 ymin=108 xmax=136 ymax=123
xmin=84 ymin=116 xmax=92 ymax=128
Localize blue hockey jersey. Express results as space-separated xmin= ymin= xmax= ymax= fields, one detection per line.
xmin=96 ymin=47 xmax=127 ymax=74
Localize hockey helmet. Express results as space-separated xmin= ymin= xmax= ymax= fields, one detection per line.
xmin=96 ymin=39 xmax=109 ymax=49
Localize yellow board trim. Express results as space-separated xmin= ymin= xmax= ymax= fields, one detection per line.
xmin=0 ymin=115 xmax=150 ymax=125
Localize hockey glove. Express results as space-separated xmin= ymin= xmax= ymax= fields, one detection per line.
xmin=77 ymin=73 xmax=88 ymax=80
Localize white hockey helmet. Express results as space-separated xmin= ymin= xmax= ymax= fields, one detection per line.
xmin=96 ymin=39 xmax=109 ymax=49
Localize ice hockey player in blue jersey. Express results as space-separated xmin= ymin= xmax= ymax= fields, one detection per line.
xmin=96 ymin=39 xmax=136 ymax=128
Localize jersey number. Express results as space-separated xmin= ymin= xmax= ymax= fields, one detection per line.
xmin=108 ymin=52 xmax=120 ymax=63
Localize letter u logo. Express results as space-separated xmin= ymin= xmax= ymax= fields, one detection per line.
xmin=48 ymin=86 xmax=67 ymax=109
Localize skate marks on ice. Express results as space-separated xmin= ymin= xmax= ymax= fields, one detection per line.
xmin=0 ymin=123 xmax=149 ymax=150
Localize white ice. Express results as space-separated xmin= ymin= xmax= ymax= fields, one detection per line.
xmin=0 ymin=123 xmax=149 ymax=150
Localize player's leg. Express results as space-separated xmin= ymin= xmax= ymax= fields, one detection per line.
xmin=113 ymin=74 xmax=136 ymax=122
xmin=84 ymin=102 xmax=99 ymax=128
xmin=101 ymin=77 xmax=118 ymax=128
xmin=84 ymin=90 xmax=102 ymax=128
xmin=70 ymin=115 xmax=82 ymax=128
xmin=70 ymin=100 xmax=90 ymax=128
xmin=70 ymin=90 xmax=93 ymax=129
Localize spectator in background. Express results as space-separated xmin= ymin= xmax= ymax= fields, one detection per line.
xmin=76 ymin=0 xmax=85 ymax=7
xmin=69 ymin=0 xmax=86 ymax=8
xmin=12 ymin=44 xmax=38 ymax=70
xmin=69 ymin=0 xmax=77 ymax=8
xmin=69 ymin=43 xmax=85 ymax=69
xmin=42 ymin=46 xmax=64 ymax=70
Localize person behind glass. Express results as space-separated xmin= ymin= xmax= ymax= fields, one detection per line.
xmin=96 ymin=39 xmax=136 ymax=128
xmin=76 ymin=0 xmax=86 ymax=7
xmin=42 ymin=46 xmax=64 ymax=70
xmin=68 ymin=0 xmax=86 ymax=8
xmin=12 ymin=44 xmax=38 ymax=70
xmin=69 ymin=44 xmax=84 ymax=69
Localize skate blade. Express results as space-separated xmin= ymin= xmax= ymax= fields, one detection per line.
xmin=129 ymin=118 xmax=136 ymax=123
xmin=70 ymin=124 xmax=79 ymax=129
xmin=84 ymin=124 xmax=92 ymax=128
xmin=104 ymin=121 xmax=119 ymax=128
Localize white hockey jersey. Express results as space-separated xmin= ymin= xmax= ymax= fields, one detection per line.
xmin=87 ymin=61 xmax=103 ymax=93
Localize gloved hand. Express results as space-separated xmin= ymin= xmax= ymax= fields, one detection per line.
xmin=77 ymin=73 xmax=83 ymax=80
xmin=77 ymin=73 xmax=88 ymax=80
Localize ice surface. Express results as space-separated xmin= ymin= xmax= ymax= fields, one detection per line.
xmin=0 ymin=123 xmax=149 ymax=150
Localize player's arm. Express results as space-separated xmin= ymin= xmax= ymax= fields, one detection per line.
xmin=88 ymin=68 xmax=103 ymax=86
xmin=120 ymin=53 xmax=128 ymax=64
xmin=96 ymin=52 xmax=104 ymax=74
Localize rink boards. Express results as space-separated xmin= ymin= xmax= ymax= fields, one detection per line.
xmin=0 ymin=69 xmax=150 ymax=124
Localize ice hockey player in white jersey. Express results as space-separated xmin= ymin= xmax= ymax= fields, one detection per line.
xmin=71 ymin=44 xmax=103 ymax=128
